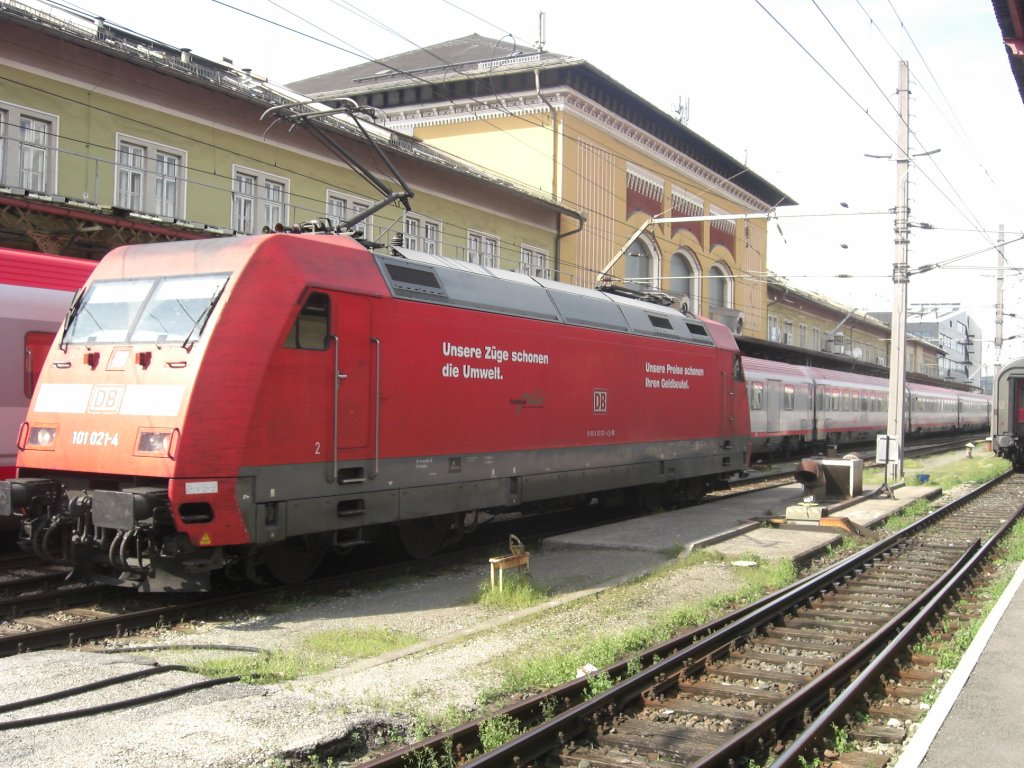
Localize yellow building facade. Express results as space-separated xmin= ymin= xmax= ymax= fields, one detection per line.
xmin=292 ymin=36 xmax=795 ymax=340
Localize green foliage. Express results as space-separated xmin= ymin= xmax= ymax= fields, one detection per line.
xmin=477 ymin=714 xmax=523 ymax=752
xmin=304 ymin=627 xmax=419 ymax=658
xmin=831 ymin=723 xmax=851 ymax=754
xmin=404 ymin=738 xmax=458 ymax=768
xmin=585 ymin=671 xmax=615 ymax=697
xmin=188 ymin=649 xmax=325 ymax=685
xmin=480 ymin=556 xmax=799 ymax=703
xmin=475 ymin=573 xmax=551 ymax=610
xmin=187 ymin=626 xmax=420 ymax=684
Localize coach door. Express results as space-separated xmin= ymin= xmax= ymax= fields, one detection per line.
xmin=23 ymin=331 xmax=54 ymax=398
xmin=765 ymin=379 xmax=782 ymax=435
xmin=332 ymin=295 xmax=374 ymax=470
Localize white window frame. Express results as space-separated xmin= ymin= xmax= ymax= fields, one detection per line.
xmin=232 ymin=165 xmax=289 ymax=234
xmin=468 ymin=230 xmax=499 ymax=268
xmin=0 ymin=101 xmax=58 ymax=194
xmin=113 ymin=135 xmax=187 ymax=218
xmin=520 ymin=245 xmax=551 ymax=279
xmin=404 ymin=213 xmax=442 ymax=255
xmin=326 ymin=190 xmax=374 ymax=238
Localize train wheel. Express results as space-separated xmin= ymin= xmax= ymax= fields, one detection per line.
xmin=396 ymin=514 xmax=456 ymax=559
xmin=261 ymin=535 xmax=329 ymax=585
xmin=639 ymin=485 xmax=667 ymax=513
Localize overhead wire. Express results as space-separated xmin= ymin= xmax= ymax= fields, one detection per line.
xmin=38 ymin=0 xmax=1010 ymax=314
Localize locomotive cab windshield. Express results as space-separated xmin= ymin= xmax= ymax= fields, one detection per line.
xmin=62 ymin=273 xmax=230 ymax=347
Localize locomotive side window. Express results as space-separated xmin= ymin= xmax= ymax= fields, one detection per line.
xmin=285 ymin=292 xmax=330 ymax=350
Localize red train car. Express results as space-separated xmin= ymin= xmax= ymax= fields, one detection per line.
xmin=0 ymin=234 xmax=750 ymax=590
xmin=1 ymin=248 xmax=96 ymax=480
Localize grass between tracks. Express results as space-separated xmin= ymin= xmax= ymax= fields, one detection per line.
xmin=474 ymin=550 xmax=796 ymax=705
xmin=186 ymin=626 xmax=421 ymax=684
xmin=864 ymin=452 xmax=1010 ymax=491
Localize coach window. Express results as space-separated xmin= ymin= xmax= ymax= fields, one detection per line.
xmin=286 ymin=292 xmax=330 ymax=350
xmin=749 ymin=382 xmax=764 ymax=410
xmin=783 ymin=384 xmax=795 ymax=411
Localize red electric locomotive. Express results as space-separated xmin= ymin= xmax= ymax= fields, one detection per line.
xmin=0 ymin=233 xmax=751 ymax=590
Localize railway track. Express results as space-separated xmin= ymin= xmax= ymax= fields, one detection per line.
xmin=0 ymin=439 xmax=992 ymax=660
xmin=355 ymin=469 xmax=1023 ymax=768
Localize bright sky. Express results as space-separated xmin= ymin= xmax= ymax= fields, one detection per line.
xmin=46 ymin=0 xmax=1024 ymax=371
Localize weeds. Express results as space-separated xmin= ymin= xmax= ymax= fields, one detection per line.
xmin=477 ymin=714 xmax=523 ymax=752
xmin=186 ymin=626 xmax=420 ymax=684
xmin=475 ymin=573 xmax=551 ymax=610
xmin=479 ymin=556 xmax=797 ymax=702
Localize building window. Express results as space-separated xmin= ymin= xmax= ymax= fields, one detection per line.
xmin=708 ymin=263 xmax=731 ymax=309
xmin=468 ymin=230 xmax=499 ymax=268
xmin=625 ymin=236 xmax=655 ymax=289
xmin=404 ymin=213 xmax=441 ymax=254
xmin=234 ymin=173 xmax=256 ymax=233
xmin=669 ymin=250 xmax=698 ymax=312
xmin=232 ymin=166 xmax=289 ymax=233
xmin=520 ymin=245 xmax=551 ymax=279
xmin=327 ymin=191 xmax=373 ymax=237
xmin=114 ymin=136 xmax=186 ymax=218
xmin=798 ymin=324 xmax=808 ymax=348
xmin=813 ymin=328 xmax=821 ymax=351
xmin=0 ymin=103 xmax=58 ymax=193
xmin=768 ymin=315 xmax=780 ymax=343
xmin=783 ymin=320 xmax=794 ymax=345
xmin=116 ymin=141 xmax=145 ymax=210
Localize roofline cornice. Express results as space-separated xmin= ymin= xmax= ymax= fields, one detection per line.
xmin=383 ymin=88 xmax=773 ymax=214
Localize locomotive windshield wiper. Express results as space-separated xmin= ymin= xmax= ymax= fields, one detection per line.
xmin=181 ymin=282 xmax=227 ymax=351
xmin=58 ymin=287 xmax=87 ymax=352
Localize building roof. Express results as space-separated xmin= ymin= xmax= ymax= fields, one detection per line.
xmin=289 ymin=34 xmax=797 ymax=210
xmin=0 ymin=4 xmax=578 ymax=220
xmin=993 ymin=0 xmax=1024 ymax=103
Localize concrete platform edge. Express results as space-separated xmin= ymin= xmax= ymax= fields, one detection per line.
xmin=892 ymin=557 xmax=1024 ymax=768
xmin=687 ymin=521 xmax=763 ymax=551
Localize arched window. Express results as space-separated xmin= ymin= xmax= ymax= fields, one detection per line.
xmin=624 ymin=236 xmax=655 ymax=290
xmin=669 ymin=249 xmax=698 ymax=312
xmin=708 ymin=263 xmax=732 ymax=309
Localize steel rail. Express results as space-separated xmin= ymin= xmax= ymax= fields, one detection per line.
xmin=772 ymin=504 xmax=1024 ymax=767
xmin=380 ymin=468 xmax=1015 ymax=768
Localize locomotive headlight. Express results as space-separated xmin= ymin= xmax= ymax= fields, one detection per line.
xmin=26 ymin=426 xmax=57 ymax=450
xmin=136 ymin=430 xmax=173 ymax=456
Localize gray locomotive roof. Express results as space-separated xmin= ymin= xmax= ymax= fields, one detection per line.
xmin=380 ymin=247 xmax=715 ymax=346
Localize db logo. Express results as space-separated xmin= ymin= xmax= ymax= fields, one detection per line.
xmin=593 ymin=389 xmax=608 ymax=414
xmin=88 ymin=385 xmax=125 ymax=413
